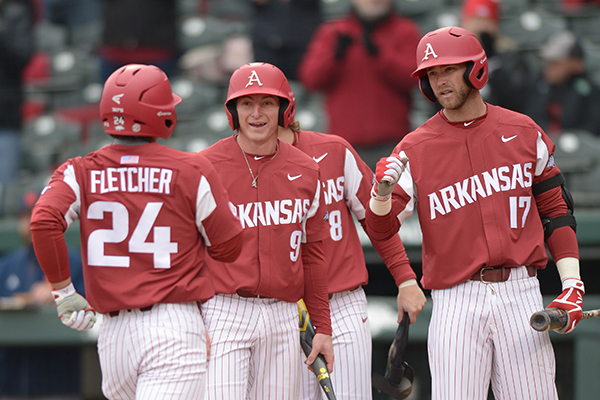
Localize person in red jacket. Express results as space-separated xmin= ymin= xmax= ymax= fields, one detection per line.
xmin=297 ymin=0 xmax=421 ymax=170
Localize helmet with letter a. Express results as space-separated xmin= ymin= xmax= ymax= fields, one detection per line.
xmin=411 ymin=26 xmax=488 ymax=103
xmin=225 ymin=62 xmax=296 ymax=130
xmin=100 ymin=64 xmax=182 ymax=139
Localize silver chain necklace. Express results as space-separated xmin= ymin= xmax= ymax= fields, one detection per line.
xmin=236 ymin=136 xmax=279 ymax=188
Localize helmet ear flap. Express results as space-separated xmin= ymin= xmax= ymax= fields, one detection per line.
xmin=279 ymin=98 xmax=290 ymax=127
xmin=463 ymin=61 xmax=475 ymax=89
xmin=419 ymin=75 xmax=437 ymax=103
xmin=226 ymin=100 xmax=239 ymax=130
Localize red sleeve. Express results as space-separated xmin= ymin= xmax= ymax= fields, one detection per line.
xmin=365 ymin=201 xmax=403 ymax=241
xmin=301 ymin=240 xmax=332 ymax=335
xmin=372 ymin=19 xmax=420 ymax=93
xmin=206 ymin=231 xmax=244 ymax=263
xmin=297 ymin=23 xmax=343 ymax=92
xmin=360 ymin=219 xmax=416 ymax=286
xmin=30 ymin=204 xmax=72 ymax=284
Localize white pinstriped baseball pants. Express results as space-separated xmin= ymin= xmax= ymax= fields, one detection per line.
xmin=428 ymin=266 xmax=559 ymax=400
xmin=203 ymin=294 xmax=300 ymax=400
xmin=299 ymin=286 xmax=372 ymax=400
xmin=98 ymin=302 xmax=207 ymax=400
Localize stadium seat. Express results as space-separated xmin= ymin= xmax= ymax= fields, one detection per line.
xmin=499 ymin=7 xmax=567 ymax=51
xmin=170 ymin=77 xmax=224 ymax=121
xmin=414 ymin=6 xmax=461 ymax=36
xmin=321 ymin=0 xmax=352 ymax=21
xmin=178 ymin=15 xmax=248 ymax=52
xmin=296 ymin=92 xmax=328 ymax=133
xmin=393 ymin=0 xmax=445 ymax=19
xmin=201 ymin=0 xmax=253 ymax=21
xmin=1 ymin=173 xmax=52 ymax=217
xmin=570 ymin=13 xmax=600 ymax=45
xmin=191 ymin=105 xmax=234 ymax=138
xmin=33 ymin=21 xmax=69 ymax=53
xmin=553 ymin=130 xmax=600 ymax=207
xmin=21 ymin=114 xmax=82 ymax=174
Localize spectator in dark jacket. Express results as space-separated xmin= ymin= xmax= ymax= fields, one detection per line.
xmin=0 ymin=0 xmax=34 ymax=210
xmin=99 ymin=0 xmax=180 ymax=81
xmin=250 ymin=0 xmax=322 ymax=81
xmin=460 ymin=0 xmax=532 ymax=113
xmin=523 ymin=30 xmax=600 ymax=137
xmin=297 ymin=0 xmax=420 ymax=170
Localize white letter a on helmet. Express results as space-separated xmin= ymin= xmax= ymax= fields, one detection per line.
xmin=422 ymin=43 xmax=438 ymax=61
xmin=245 ymin=70 xmax=263 ymax=88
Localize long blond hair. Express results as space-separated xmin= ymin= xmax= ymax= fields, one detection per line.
xmin=289 ymin=120 xmax=301 ymax=133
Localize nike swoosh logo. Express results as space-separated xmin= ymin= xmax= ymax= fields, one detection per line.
xmin=288 ymin=174 xmax=302 ymax=181
xmin=313 ymin=153 xmax=328 ymax=163
xmin=464 ymin=120 xmax=475 ymax=126
xmin=501 ymin=134 xmax=517 ymax=142
xmin=362 ymin=317 xmax=368 ymax=323
xmin=254 ymin=156 xmax=265 ymax=160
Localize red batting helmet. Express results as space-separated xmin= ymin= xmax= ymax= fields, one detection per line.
xmin=411 ymin=26 xmax=488 ymax=103
xmin=225 ymin=62 xmax=296 ymax=130
xmin=100 ymin=64 xmax=181 ymax=139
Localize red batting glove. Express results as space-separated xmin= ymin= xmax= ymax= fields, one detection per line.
xmin=547 ymin=278 xmax=585 ymax=334
xmin=372 ymin=155 xmax=408 ymax=201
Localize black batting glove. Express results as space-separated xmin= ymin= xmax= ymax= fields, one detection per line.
xmin=363 ymin=31 xmax=378 ymax=57
xmin=335 ymin=33 xmax=353 ymax=60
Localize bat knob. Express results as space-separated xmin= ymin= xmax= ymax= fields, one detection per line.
xmin=530 ymin=311 xmax=551 ymax=332
xmin=530 ymin=308 xmax=568 ymax=332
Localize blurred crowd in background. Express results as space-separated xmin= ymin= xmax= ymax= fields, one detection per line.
xmin=3 ymin=0 xmax=600 ymax=398
xmin=3 ymin=0 xmax=600 ymax=217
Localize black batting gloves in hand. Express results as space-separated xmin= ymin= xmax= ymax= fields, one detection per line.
xmin=363 ymin=32 xmax=378 ymax=56
xmin=372 ymin=155 xmax=408 ymax=201
xmin=335 ymin=33 xmax=353 ymax=60
xmin=547 ymin=278 xmax=585 ymax=334
xmin=52 ymin=283 xmax=96 ymax=331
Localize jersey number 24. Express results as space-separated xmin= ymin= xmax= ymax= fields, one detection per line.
xmin=87 ymin=201 xmax=178 ymax=269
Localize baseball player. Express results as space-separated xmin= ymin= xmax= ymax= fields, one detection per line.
xmin=200 ymin=62 xmax=334 ymax=400
xmin=30 ymin=64 xmax=244 ymax=400
xmin=276 ymin=84 xmax=426 ymax=399
xmin=366 ymin=27 xmax=584 ymax=400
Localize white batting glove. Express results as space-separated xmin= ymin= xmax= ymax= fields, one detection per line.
xmin=52 ymin=283 xmax=96 ymax=331
xmin=372 ymin=155 xmax=409 ymax=201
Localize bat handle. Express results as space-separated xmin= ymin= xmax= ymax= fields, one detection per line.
xmin=530 ymin=308 xmax=568 ymax=332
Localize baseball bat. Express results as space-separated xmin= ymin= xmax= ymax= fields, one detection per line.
xmin=297 ymin=299 xmax=337 ymax=400
xmin=530 ymin=308 xmax=600 ymax=332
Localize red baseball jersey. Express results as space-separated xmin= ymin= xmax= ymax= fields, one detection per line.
xmin=200 ymin=136 xmax=330 ymax=301
xmin=367 ymin=104 xmax=579 ymax=290
xmin=30 ymin=142 xmax=243 ymax=313
xmin=293 ymin=130 xmax=415 ymax=292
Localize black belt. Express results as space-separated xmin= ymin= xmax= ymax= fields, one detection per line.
xmin=108 ymin=304 xmax=154 ymax=317
xmin=236 ymin=290 xmax=272 ymax=299
xmin=470 ymin=266 xmax=536 ymax=283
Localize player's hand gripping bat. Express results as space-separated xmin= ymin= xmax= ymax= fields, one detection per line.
xmin=372 ymin=312 xmax=414 ymax=399
xmin=297 ymin=299 xmax=337 ymax=400
xmin=530 ymin=308 xmax=600 ymax=331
